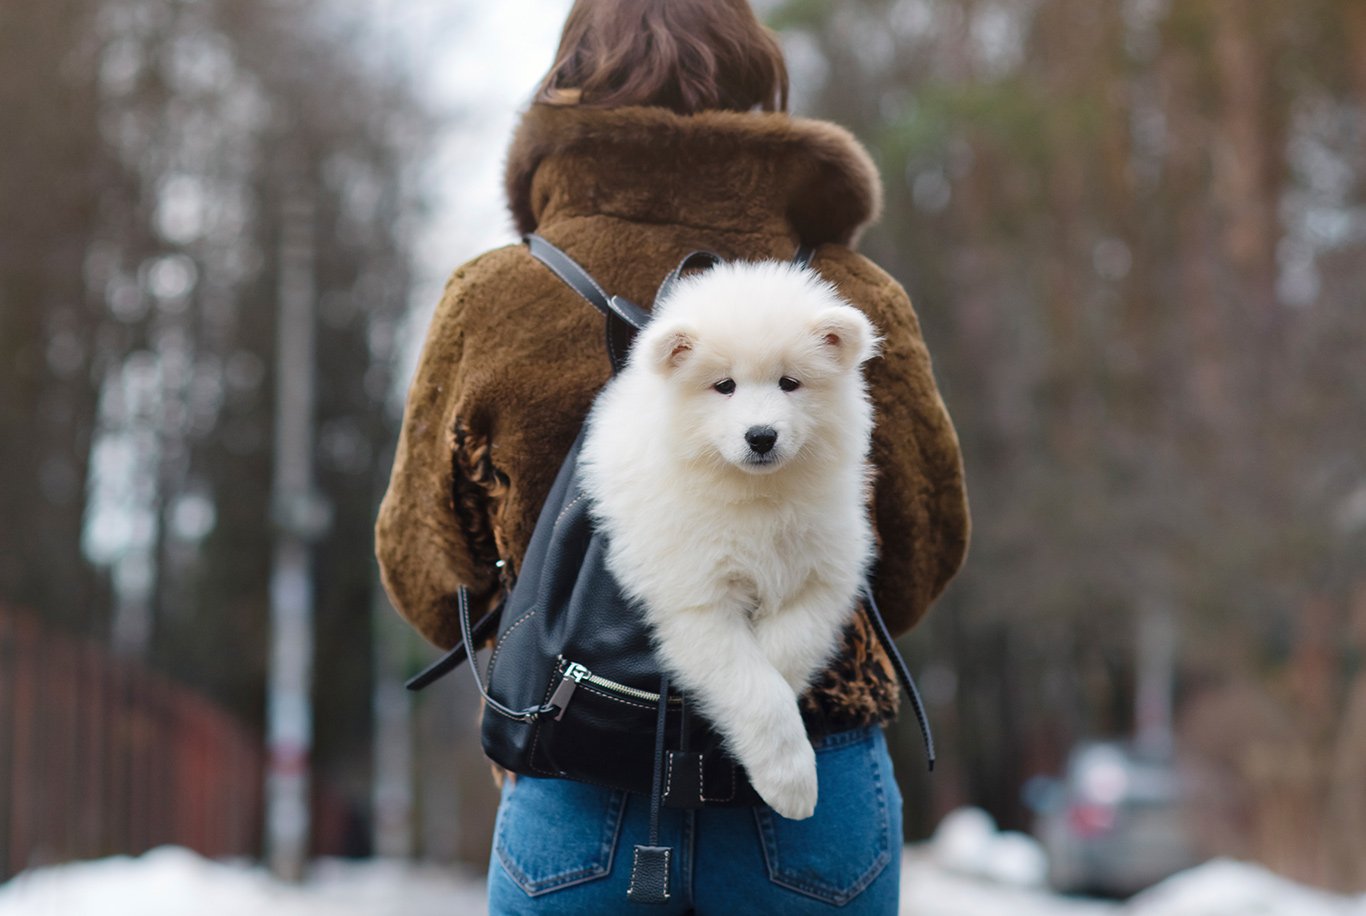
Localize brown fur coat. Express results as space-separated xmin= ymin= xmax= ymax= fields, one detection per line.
xmin=375 ymin=104 xmax=969 ymax=731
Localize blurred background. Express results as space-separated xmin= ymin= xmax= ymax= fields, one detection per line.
xmin=2 ymin=0 xmax=1364 ymax=910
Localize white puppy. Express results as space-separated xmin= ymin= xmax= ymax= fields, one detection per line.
xmin=579 ymin=260 xmax=879 ymax=820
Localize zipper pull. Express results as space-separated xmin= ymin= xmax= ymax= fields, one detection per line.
xmin=548 ymin=662 xmax=591 ymax=721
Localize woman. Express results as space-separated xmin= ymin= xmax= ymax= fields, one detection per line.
xmin=375 ymin=0 xmax=969 ymax=911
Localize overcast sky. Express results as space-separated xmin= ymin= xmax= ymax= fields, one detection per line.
xmin=360 ymin=0 xmax=574 ymax=386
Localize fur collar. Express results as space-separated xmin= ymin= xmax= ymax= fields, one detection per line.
xmin=504 ymin=104 xmax=883 ymax=248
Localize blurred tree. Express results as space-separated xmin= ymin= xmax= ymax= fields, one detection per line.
xmin=0 ymin=0 xmax=117 ymax=636
xmin=1 ymin=0 xmax=430 ymax=860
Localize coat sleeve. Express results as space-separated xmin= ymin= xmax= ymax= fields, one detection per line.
xmin=374 ymin=252 xmax=505 ymax=649
xmin=828 ymin=251 xmax=970 ymax=636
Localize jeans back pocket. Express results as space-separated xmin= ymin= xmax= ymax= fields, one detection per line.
xmin=494 ymin=775 xmax=628 ymax=896
xmin=753 ymin=727 xmax=897 ymax=906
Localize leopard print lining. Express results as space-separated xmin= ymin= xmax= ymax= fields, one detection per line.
xmin=800 ymin=605 xmax=902 ymax=736
xmin=451 ymin=418 xmax=515 ymax=591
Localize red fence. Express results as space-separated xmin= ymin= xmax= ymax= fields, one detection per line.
xmin=0 ymin=606 xmax=263 ymax=879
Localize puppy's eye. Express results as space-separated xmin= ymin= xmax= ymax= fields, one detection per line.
xmin=713 ymin=378 xmax=736 ymax=395
xmin=778 ymin=376 xmax=802 ymax=392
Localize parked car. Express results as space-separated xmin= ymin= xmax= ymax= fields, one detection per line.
xmin=1026 ymin=741 xmax=1203 ymax=897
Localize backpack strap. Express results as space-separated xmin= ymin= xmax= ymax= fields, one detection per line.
xmin=525 ymin=234 xmax=651 ymax=373
xmin=524 ymin=234 xmax=651 ymax=329
xmin=526 ymin=235 xmax=817 ymax=372
xmin=627 ymin=672 xmax=674 ymax=904
xmin=654 ymin=250 xmax=724 ymax=305
xmin=861 ymin=582 xmax=936 ymax=771
xmin=428 ymin=585 xmax=559 ymax=720
xmin=404 ymin=599 xmax=502 ymax=691
xmin=655 ymin=244 xmax=813 ymax=304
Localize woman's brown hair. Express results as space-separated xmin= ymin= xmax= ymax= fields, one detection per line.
xmin=537 ymin=0 xmax=789 ymax=114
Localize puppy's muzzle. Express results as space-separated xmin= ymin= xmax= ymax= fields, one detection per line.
xmin=745 ymin=426 xmax=778 ymax=455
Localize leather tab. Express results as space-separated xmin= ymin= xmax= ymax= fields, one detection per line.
xmin=627 ymin=845 xmax=671 ymax=904
xmin=662 ymin=751 xmax=704 ymax=808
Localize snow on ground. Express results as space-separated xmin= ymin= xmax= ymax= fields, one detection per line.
xmin=905 ymin=807 xmax=1366 ymax=916
xmin=901 ymin=807 xmax=1112 ymax=915
xmin=0 ymin=847 xmax=488 ymax=916
xmin=900 ymin=848 xmax=1366 ymax=916
xmin=3 ymin=814 xmax=1364 ymax=916
xmin=901 ymin=846 xmax=1113 ymax=916
xmin=1124 ymin=859 xmax=1366 ymax=916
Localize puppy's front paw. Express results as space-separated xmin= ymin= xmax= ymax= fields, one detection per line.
xmin=752 ymin=739 xmax=818 ymax=820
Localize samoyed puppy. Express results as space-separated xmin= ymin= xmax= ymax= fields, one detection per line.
xmin=578 ymin=260 xmax=880 ymax=820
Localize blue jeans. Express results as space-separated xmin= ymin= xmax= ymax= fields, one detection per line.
xmin=487 ymin=726 xmax=902 ymax=914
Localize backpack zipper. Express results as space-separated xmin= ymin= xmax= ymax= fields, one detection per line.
xmin=548 ymin=659 xmax=681 ymax=720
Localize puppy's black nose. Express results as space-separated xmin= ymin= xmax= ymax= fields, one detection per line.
xmin=745 ymin=426 xmax=778 ymax=455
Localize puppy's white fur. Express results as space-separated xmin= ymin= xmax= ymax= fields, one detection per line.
xmin=579 ymin=261 xmax=879 ymax=819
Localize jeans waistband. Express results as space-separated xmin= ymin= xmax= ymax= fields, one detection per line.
xmin=810 ymin=723 xmax=880 ymax=751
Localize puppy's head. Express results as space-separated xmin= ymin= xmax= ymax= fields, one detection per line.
xmin=632 ymin=261 xmax=879 ymax=475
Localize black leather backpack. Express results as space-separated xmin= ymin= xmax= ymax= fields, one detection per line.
xmin=406 ymin=235 xmax=932 ymax=904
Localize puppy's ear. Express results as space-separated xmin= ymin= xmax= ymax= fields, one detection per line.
xmin=644 ymin=324 xmax=697 ymax=374
xmin=812 ymin=306 xmax=879 ymax=369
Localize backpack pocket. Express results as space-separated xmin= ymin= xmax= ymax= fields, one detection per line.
xmin=531 ymin=658 xmax=683 ymax=794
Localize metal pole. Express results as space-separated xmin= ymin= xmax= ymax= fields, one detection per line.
xmin=1135 ymin=597 xmax=1176 ymax=759
xmin=371 ymin=582 xmax=415 ymax=859
xmin=364 ymin=0 xmax=415 ymax=856
xmin=266 ymin=182 xmax=328 ymax=881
